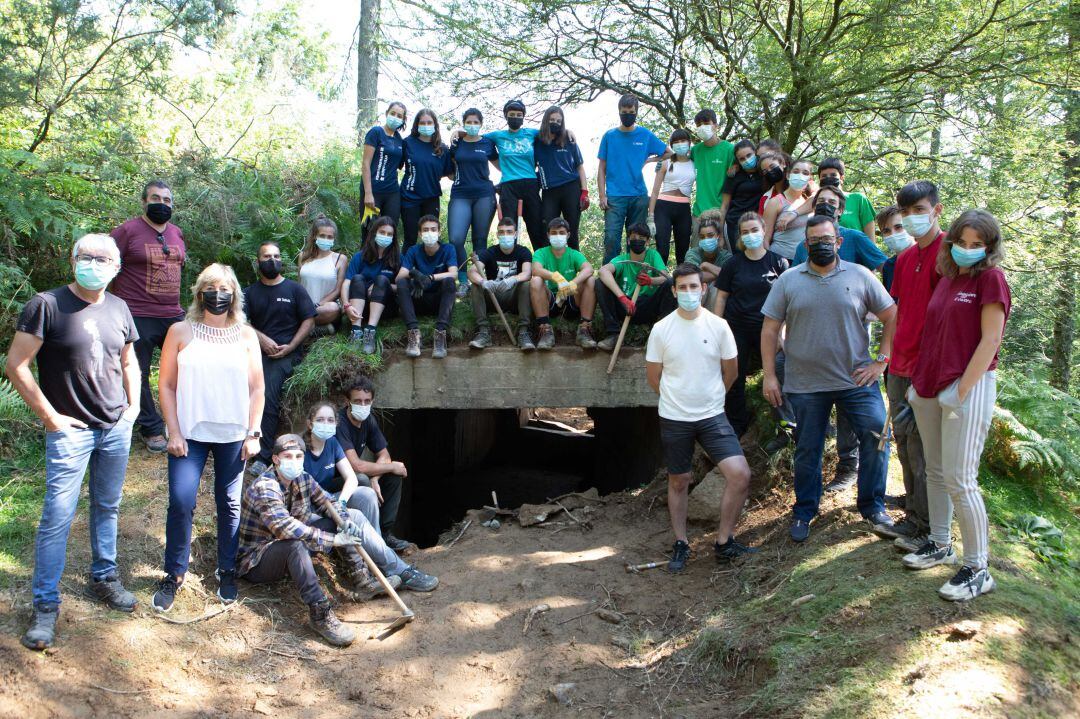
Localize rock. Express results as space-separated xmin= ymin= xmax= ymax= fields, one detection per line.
xmin=687 ymin=468 xmax=727 ymax=523
xmin=549 ymin=683 xmax=576 ymax=706
xmin=595 ymin=608 xmax=625 ymax=624
xmin=252 ymin=700 xmax=273 ymax=716
xmin=939 ymin=620 xmax=980 ymax=641
xmin=610 ymin=634 xmax=633 ymax=650
xmin=791 ymin=594 xmax=815 ymax=607
xmin=518 ymin=503 xmax=558 ymax=527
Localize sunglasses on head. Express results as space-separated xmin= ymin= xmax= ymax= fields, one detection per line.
xmin=156 ymin=233 xmax=171 ymax=257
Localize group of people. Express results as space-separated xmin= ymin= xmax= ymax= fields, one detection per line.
xmin=5 ymin=96 xmax=1011 ymax=654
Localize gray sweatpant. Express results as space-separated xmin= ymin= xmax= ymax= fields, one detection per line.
xmin=886 ymin=374 xmax=929 ymax=529
xmin=907 ymin=372 xmax=995 ymax=570
xmin=469 ymin=281 xmax=532 ymax=329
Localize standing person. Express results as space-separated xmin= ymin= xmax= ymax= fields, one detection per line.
xmin=362 ymin=101 xmax=407 ymax=226
xmin=596 ymin=223 xmax=675 ymax=350
xmin=903 ymin=209 xmax=1009 ymax=601
xmin=648 ymin=129 xmax=696 ymax=264
xmin=646 ymin=263 xmax=755 ymax=572
xmin=467 ymin=216 xmax=535 ymax=350
xmin=597 ymin=94 xmax=670 ymax=263
xmin=7 ymin=234 xmax=140 ymax=649
xmin=109 ymin=179 xmax=185 ymax=453
xmin=688 ymin=109 xmax=735 ymax=229
xmin=486 ymin=99 xmax=546 ymax=249
xmin=151 ymin=264 xmax=264 ymax=612
xmin=718 ymin=140 xmax=766 ymax=245
xmin=343 ymin=216 xmax=402 ymax=354
xmin=529 ymin=218 xmax=598 ymax=349
xmin=818 ymin=157 xmax=876 ymax=237
xmin=757 ymin=151 xmax=788 ymax=213
xmin=763 ymin=159 xmax=814 ymax=260
xmin=297 ymin=216 xmax=346 ymax=330
xmin=760 ymin=216 xmax=899 ymax=542
xmin=401 ymin=109 xmax=453 ymax=251
xmin=396 ymin=215 xmax=458 ymax=358
xmin=244 ymin=241 xmax=317 ymax=477
xmin=535 ymin=105 xmax=589 ymax=250
xmin=448 ymin=108 xmax=499 ymax=293
xmin=683 ymin=218 xmax=732 ymax=312
xmin=876 ymin=204 xmax=914 ymax=292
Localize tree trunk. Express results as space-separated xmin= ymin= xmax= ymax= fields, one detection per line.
xmin=356 ymin=0 xmax=381 ymax=145
xmin=929 ymin=89 xmax=946 ymax=158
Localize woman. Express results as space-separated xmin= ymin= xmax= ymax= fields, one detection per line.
xmin=718 ymin=140 xmax=765 ymax=246
xmin=903 ymin=209 xmax=1010 ymax=602
xmin=757 ymin=151 xmax=789 ymax=213
xmin=648 ymin=129 xmax=696 ymax=264
xmin=297 ymin=216 xmax=346 ymax=329
xmin=303 ymin=402 xmax=382 ymax=530
xmin=152 ymin=264 xmax=264 ymax=612
xmin=363 ymin=101 xmax=407 ymax=225
xmin=448 ymin=107 xmax=499 ymax=295
xmin=534 ymin=105 xmax=589 ymax=250
xmin=343 ymin=216 xmax=402 ymax=354
xmin=714 ymin=212 xmax=789 ymax=437
xmin=401 ymin=109 xmax=453 ymax=251
xmin=762 ymin=158 xmax=814 ymax=260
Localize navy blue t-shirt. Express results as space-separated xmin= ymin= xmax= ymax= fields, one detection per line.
xmin=305 ymin=436 xmax=346 ymax=492
xmin=792 ymin=226 xmax=888 ymax=270
xmin=881 ymin=255 xmax=898 ymax=293
xmin=449 ymin=137 xmax=498 ymax=199
xmin=534 ymin=138 xmax=584 ymax=190
xmin=401 ymin=243 xmax=458 ymax=275
xmin=345 ymin=251 xmax=398 ymax=284
xmin=364 ymin=126 xmax=405 ymax=194
xmin=402 ymin=136 xmax=452 ymax=206
xmin=335 ymin=408 xmax=388 ymax=458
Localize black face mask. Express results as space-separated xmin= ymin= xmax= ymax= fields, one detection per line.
xmin=507 ymin=116 xmax=524 ymax=130
xmin=549 ymin=123 xmax=563 ymax=136
xmin=764 ymin=166 xmax=785 ymax=184
xmin=259 ymin=258 xmax=282 ymax=279
xmin=628 ymin=239 xmax=647 ymax=254
xmin=808 ymin=243 xmax=837 ymax=266
xmin=819 ymin=175 xmax=842 ymax=189
xmin=146 ymin=202 xmax=172 ymax=225
xmin=202 ymin=290 xmax=232 ymax=315
xmin=814 ymin=202 xmax=837 ymax=219
xmin=619 ymin=112 xmax=636 ymax=128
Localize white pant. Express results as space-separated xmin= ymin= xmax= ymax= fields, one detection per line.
xmin=907 ymin=372 xmax=995 ymax=569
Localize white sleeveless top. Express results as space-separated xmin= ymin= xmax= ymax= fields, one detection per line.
xmin=769 ymin=194 xmax=809 ymax=260
xmin=660 ymin=160 xmax=696 ymax=197
xmin=298 ymin=253 xmax=341 ymax=304
xmin=176 ymin=322 xmax=250 ymax=443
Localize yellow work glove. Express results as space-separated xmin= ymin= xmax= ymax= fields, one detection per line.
xmin=557 ymin=280 xmax=577 ymax=301
xmin=551 ymin=271 xmax=568 ymax=288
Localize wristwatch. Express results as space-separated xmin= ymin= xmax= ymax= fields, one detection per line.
xmin=247 ymin=429 xmax=262 ymax=439
xmin=875 ymin=353 xmax=890 ymax=364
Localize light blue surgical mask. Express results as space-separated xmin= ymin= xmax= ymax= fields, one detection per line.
xmin=672 ymin=142 xmax=690 ymax=156
xmin=386 ymin=115 xmax=404 ymax=130
xmin=418 ymin=124 xmax=436 ymax=138
xmin=698 ymin=237 xmax=718 ymax=253
xmin=74 ymin=260 xmax=116 ymax=291
xmin=883 ymin=232 xmax=914 ymax=254
xmin=787 ymin=173 xmax=810 ymax=190
xmin=741 ymin=232 xmax=765 ymax=249
xmin=950 ymin=245 xmax=986 ymax=267
xmin=276 ymin=458 xmax=304 ymax=480
xmin=315 ymin=238 xmax=334 ymax=251
xmin=549 ymin=234 xmax=568 ymax=250
xmin=677 ymin=290 xmax=701 ymax=312
xmin=740 ymin=155 xmax=758 ymax=171
xmin=375 ymin=233 xmax=393 ymax=248
xmin=498 ymin=235 xmax=516 ymax=250
xmin=312 ymin=423 xmax=336 ymax=441
xmin=902 ymin=213 xmax=934 ymax=238
xmin=465 ymin=124 xmax=481 ymax=137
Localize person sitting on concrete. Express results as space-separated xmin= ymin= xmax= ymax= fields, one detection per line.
xmin=396 ymin=215 xmax=458 ymax=358
xmin=343 ymin=215 xmax=401 ymax=354
xmin=683 ymin=217 xmax=732 ymax=313
xmin=304 ymin=401 xmax=382 ymax=529
xmin=467 ymin=216 xmax=535 ymax=350
xmin=596 ymin=223 xmax=675 ymax=351
xmin=528 ymin=217 xmax=597 ymax=349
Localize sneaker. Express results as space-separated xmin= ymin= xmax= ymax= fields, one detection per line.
xmin=215 ymin=568 xmax=238 ymax=604
xmin=714 ymin=537 xmax=758 ymax=564
xmin=152 ymin=575 xmax=181 ymax=613
xmin=351 ymin=571 xmax=402 ymax=601
xmin=349 ymin=326 xmax=364 ymax=344
xmin=667 ymin=539 xmax=691 ymax=573
xmin=576 ymin=322 xmax=597 ymax=349
xmin=867 ymin=512 xmax=901 ymax=539
xmin=597 ymin=334 xmax=618 ymax=352
xmin=398 ymin=566 xmax=439 ymax=592
xmin=247 ymin=459 xmax=268 ymax=478
xmin=536 ymin=324 xmax=555 ymax=350
xmin=902 ymin=540 xmax=960 ymax=570
xmin=938 ymin=565 xmax=996 ymax=602
xmin=309 ymin=600 xmax=355 ymax=646
xmin=432 ymin=329 xmax=448 ymax=359
xmin=385 ymin=533 xmax=418 ymax=555
xmin=361 ymin=328 xmax=378 ymax=354
xmin=823 ymin=468 xmax=857 ymax=493
xmin=790 ymin=518 xmax=811 ymax=543
xmin=518 ymin=327 xmax=536 ymax=351
xmin=763 ymin=431 xmax=791 ymax=455
xmin=455 ymin=282 xmax=469 ymax=299
xmin=86 ymin=573 xmax=137 ymax=612
xmin=21 ymin=605 xmax=59 ymax=650
xmin=894 ymin=533 xmax=929 ymax=554
xmin=405 ymin=329 xmax=422 ymax=358
xmin=469 ymin=326 xmax=492 ymax=350
xmin=887 ymin=517 xmax=921 ymax=540
xmin=311 ymin=323 xmax=335 ymax=337
xmin=142 ymin=434 xmax=168 ymax=453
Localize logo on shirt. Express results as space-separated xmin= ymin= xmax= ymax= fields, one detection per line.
xmin=146 ymin=244 xmax=181 ymax=296
xmin=83 ymin=318 xmax=104 ymax=374
xmin=275 ymin=297 xmax=293 ymax=303
xmin=955 ymin=291 xmax=976 ymax=305
xmin=762 ymin=270 xmax=780 ymax=284
xmin=504 ymin=138 xmax=532 ymax=155
xmin=632 ymin=142 xmax=644 ymax=147
xmin=495 ymin=260 xmax=518 ymax=280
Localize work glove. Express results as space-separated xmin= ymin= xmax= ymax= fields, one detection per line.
xmin=556 ymin=280 xmax=577 ymax=302
xmin=636 ymin=270 xmax=652 ymax=287
xmin=502 ymin=276 xmax=518 ymax=290
xmin=618 ymin=295 xmax=636 ymax=316
xmin=579 ymin=189 xmax=590 ymax=211
xmin=482 ymin=279 xmax=498 ymax=293
xmin=647 ymin=214 xmax=657 ymax=237
xmin=332 ymin=531 xmax=358 ymax=548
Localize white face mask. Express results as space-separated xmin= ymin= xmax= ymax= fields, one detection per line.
xmin=883 ymin=231 xmax=915 ymax=254
xmin=276 ymin=458 xmax=304 ymax=480
xmin=549 ymin=234 xmax=568 ymax=250
xmin=695 ymin=125 xmax=715 ymax=141
xmin=311 ymin=422 xmax=336 ymax=440
xmin=351 ymin=403 xmax=372 ymax=422
xmin=497 ymin=235 xmax=516 ymax=249
xmin=902 ymin=213 xmax=934 ymax=238
xmin=421 ymin=231 xmax=440 ymax=246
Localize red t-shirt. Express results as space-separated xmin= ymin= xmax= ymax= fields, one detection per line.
xmin=912 ymin=267 xmax=1011 ymax=397
xmin=109 ymin=217 xmax=186 ymax=318
xmin=888 ymin=232 xmax=943 ymax=377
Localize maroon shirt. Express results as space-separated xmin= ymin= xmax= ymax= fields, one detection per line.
xmin=109 ymin=217 xmax=186 ymax=318
xmin=912 ymin=267 xmax=1011 ymax=397
xmin=888 ymin=232 xmax=943 ymax=378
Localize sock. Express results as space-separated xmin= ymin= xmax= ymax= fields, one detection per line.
xmin=537 ymin=316 xmax=551 ymax=325
xmin=363 ymin=324 xmax=375 ymax=331
xmin=580 ymin=316 xmax=592 ymax=324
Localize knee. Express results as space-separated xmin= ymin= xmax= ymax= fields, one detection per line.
xmin=396 ymin=276 xmax=411 ymax=292
xmin=348 ymin=486 xmax=377 ymax=507
xmin=349 ymin=276 xmax=368 ymax=297
xmin=372 ymin=274 xmax=391 ymax=290
xmin=727 ymin=462 xmax=752 ymax=490
xmin=284 ymin=539 xmax=308 ymax=559
xmin=438 ymin=277 xmax=455 ymax=292
xmin=668 ymin=473 xmax=692 ymax=492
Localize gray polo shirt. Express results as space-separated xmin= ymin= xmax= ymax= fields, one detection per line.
xmin=761 ymin=260 xmax=894 ymax=393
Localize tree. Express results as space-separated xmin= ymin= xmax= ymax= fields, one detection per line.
xmin=356 ymin=0 xmax=381 ymax=141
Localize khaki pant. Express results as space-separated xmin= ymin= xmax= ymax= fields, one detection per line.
xmin=469 ymin=281 xmax=532 ymax=329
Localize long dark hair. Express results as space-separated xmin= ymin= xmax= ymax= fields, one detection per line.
xmin=538 ymin=105 xmax=568 ymax=148
xmin=361 ymin=216 xmax=401 ymax=272
xmin=668 ymin=129 xmax=691 ymax=171
xmin=938 ymin=208 xmax=1005 ymax=279
xmin=410 ymin=108 xmax=445 ymax=156
xmin=299 ymin=215 xmax=338 ymax=266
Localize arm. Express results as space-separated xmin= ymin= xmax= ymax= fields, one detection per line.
xmin=721 ymin=356 xmax=738 ymax=391
xmin=957 ymin=303 xmax=1007 ymax=402
xmin=573 ymin=261 xmax=593 ymax=284
xmin=362 ymin=143 xmax=376 ymax=209
xmin=344 ymin=446 xmax=406 ymax=478
xmin=255 ymin=487 xmax=335 ymax=551
xmin=119 ymin=340 xmax=140 ymax=422
xmin=515 ymin=261 xmax=532 ymax=283
xmin=853 ymin=304 xmax=896 ymax=386
xmin=645 ymin=148 xmax=673 ymax=164
xmin=699 ymin=263 xmax=721 ymax=285
xmin=762 ymin=197 xmax=780 ymax=245
xmin=717 ymin=193 xmax=732 ymax=227
xmin=158 ymin=324 xmax=185 ymax=456
xmin=713 ymin=289 xmax=729 ymax=317
xmin=270 ymin=318 xmax=314 ymax=359
xmin=434 ymin=265 xmax=458 ymax=281
xmin=761 ymin=317 xmax=784 ymax=407
xmin=597 ymin=159 xmax=608 ymax=209
xmin=599 ymin=263 xmax=623 ymax=296
xmin=254 ymin=328 xmax=283 ymax=356
xmin=648 ymin=162 xmax=668 ymax=215
xmin=243 ymin=327 xmax=265 ymax=459
xmin=646 ymin=361 xmax=662 ymax=394
xmin=335 ymin=457 xmax=360 ymax=504
xmin=4 ymin=332 xmax=86 ymax=432
xmin=862 ymin=221 xmax=875 ymax=238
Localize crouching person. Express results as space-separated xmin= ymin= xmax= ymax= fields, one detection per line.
xmin=467 ymin=216 xmax=535 ymax=350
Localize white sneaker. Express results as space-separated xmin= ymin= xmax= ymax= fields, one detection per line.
xmin=902 ymin=540 xmax=960 ymax=570
xmin=938 ymin=565 xmax=996 ymax=602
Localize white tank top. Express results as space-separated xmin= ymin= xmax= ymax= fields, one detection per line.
xmin=769 ymin=194 xmax=809 ymax=260
xmin=298 ymin=253 xmax=341 ymax=304
xmin=176 ymin=322 xmax=250 ymax=443
xmin=660 ymin=160 xmax=696 ymax=197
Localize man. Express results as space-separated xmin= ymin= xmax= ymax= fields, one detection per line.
xmin=596 ymin=223 xmax=675 ymax=351
xmin=646 ymin=263 xmax=755 ymax=572
xmin=244 ymin=241 xmax=316 ymax=476
xmin=683 ymin=218 xmax=732 ymax=312
xmin=109 ymin=180 xmax=185 ymax=453
xmin=467 ymin=216 xmax=535 ymax=350
xmin=6 ymin=234 xmax=141 ymax=650
xmin=396 ymin=216 xmax=458 ymax=358
xmin=688 ymin=109 xmax=736 ymax=234
xmin=597 ymin=94 xmax=670 ymax=263
xmin=529 ymin=218 xmax=598 ymax=349
xmin=238 ymin=434 xmax=438 ymax=646
xmin=336 ymin=376 xmax=417 ymax=555
xmin=817 ymin=157 xmax=876 ymax=237
xmin=761 ymin=216 xmax=899 ymax=543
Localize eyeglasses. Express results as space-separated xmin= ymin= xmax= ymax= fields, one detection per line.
xmin=808 ymin=236 xmax=838 ymax=245
xmin=156 ymin=233 xmax=171 ymax=257
xmin=75 ymin=255 xmax=114 ymax=267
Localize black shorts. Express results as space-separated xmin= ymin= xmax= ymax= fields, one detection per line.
xmin=660 ymin=414 xmax=743 ymax=475
xmin=545 ymin=288 xmax=580 ymax=319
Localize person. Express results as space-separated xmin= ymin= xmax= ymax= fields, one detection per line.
xmin=596 ymin=223 xmax=675 ymax=351
xmin=401 ymin=108 xmax=453 ymax=251
xmin=7 ymin=234 xmax=140 ymax=649
xmin=718 ymin=140 xmax=765 ymax=246
xmin=485 ymin=99 xmax=547 ymax=249
xmin=791 ymin=186 xmax=887 ymax=272
xmin=875 ymin=205 xmax=914 ymax=293
xmin=396 ymin=215 xmax=458 ymax=358
xmin=756 ymin=150 xmax=788 ymax=213
xmin=763 ymin=158 xmax=814 ymax=260
xmin=297 ymin=216 xmax=346 ymax=330
xmin=646 ymin=263 xmax=755 ymax=572
xmin=648 ymin=129 xmax=696 ymax=264
xmin=109 ymin=179 xmax=186 ymax=453
xmin=597 ymin=94 xmax=670 ymax=263
xmin=151 ymin=264 xmax=264 ymax=612
xmin=529 ymin=218 xmax=598 ymax=349
xmin=760 ymin=216 xmax=899 ymax=543
xmin=362 ymin=101 xmax=407 ymax=225
xmin=244 ymin=241 xmax=316 ymax=476
xmin=448 ymin=108 xmax=499 ymax=293
xmin=688 ymin=109 xmax=735 ymax=228
xmin=467 ymin=216 xmax=535 ymax=350
xmin=336 ymin=376 xmax=417 ymax=555
xmin=903 ymin=209 xmax=1009 ymax=601
xmin=818 ymin=157 xmax=875 ymax=237
xmin=343 ymin=216 xmax=402 ymax=354
xmin=714 ymin=212 xmax=789 ymax=438
xmin=683 ymin=218 xmax=732 ymax=312
xmin=534 ymin=105 xmax=589 ymax=249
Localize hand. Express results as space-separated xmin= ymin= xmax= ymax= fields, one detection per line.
xmin=726 ymin=164 xmax=738 ymax=178
xmin=618 ymin=295 xmax=636 ymax=316
xmin=851 ymin=361 xmax=886 ymax=387
xmin=364 ymin=194 xmax=376 ymax=211
xmin=551 ymin=271 xmax=568 ymax=287
xmin=763 ymin=374 xmax=784 ymax=408
xmin=167 ymin=434 xmax=188 ymax=458
xmin=503 ymin=276 xmax=518 ymax=289
xmin=636 ymin=270 xmax=652 ymax=287
xmin=557 ymin=281 xmax=576 ymax=301
xmin=566 ymin=129 xmax=577 ymax=143
xmin=341 ymin=517 xmax=363 ymax=538
xmin=387 ymin=460 xmax=408 ymax=476
xmin=44 ymin=413 xmax=88 ymax=432
xmin=579 ymin=189 xmax=590 ymax=211
xmin=268 ymin=343 xmax=293 ymax=359
xmin=121 ymin=405 xmax=140 ymax=423
xmin=419 ymin=273 xmax=434 ymax=290
xmin=345 ymin=304 xmax=362 ymax=321
xmin=599 ymin=195 xmax=609 ymax=211
xmin=257 ymin=333 xmax=281 ymax=356
xmin=241 ymin=437 xmax=261 ymax=461
xmin=370 ymin=478 xmax=385 ymax=504
xmin=482 ymin=279 xmax=498 ymax=292
xmin=647 ymin=215 xmax=657 ymax=237
xmin=775 ymin=210 xmax=796 ymax=232
xmin=332 ymin=532 xmax=358 ymax=548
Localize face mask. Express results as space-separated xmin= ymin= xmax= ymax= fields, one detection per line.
xmin=386 ymin=115 xmax=404 ymax=130
xmin=741 ymin=232 xmax=765 ymax=250
xmin=465 ymin=124 xmax=481 ymax=137
xmin=672 ymin=142 xmax=690 ymax=156
xmin=259 ymin=258 xmax=282 ymax=279
xmin=677 ymin=290 xmax=701 ymax=312
xmin=202 ymin=290 xmax=232 ymax=315
xmin=74 ymin=261 xmax=116 ymax=291
xmin=808 ymin=242 xmax=837 ymax=266
xmin=351 ymin=403 xmax=372 ymax=422
xmin=740 ymin=155 xmax=758 ymax=171
xmin=695 ymin=125 xmax=715 ymax=141
xmin=814 ymin=202 xmax=837 ymax=219
xmin=498 ymin=235 xmax=516 ymax=250
xmin=312 ymin=423 xmax=336 ymax=441
xmin=628 ymin=239 xmax=646 ymax=254
xmin=884 ymin=232 xmax=914 ymax=254
xmin=950 ymin=245 xmax=987 ymax=267
xmin=145 ymin=202 xmax=173 ymax=225
xmin=549 ymin=123 xmax=563 ymax=136
xmin=619 ymin=112 xmax=636 ymax=128
xmin=698 ymin=237 xmax=718 ymax=253
xmin=421 ymin=231 xmax=440 ymax=246
xmin=418 ymin=124 xmax=436 ymax=138
xmin=315 ymin=237 xmax=334 ymax=251
xmin=507 ymin=116 xmax=524 ymax=130
xmin=902 ymin=212 xmax=934 ymax=238
xmin=276 ymin=458 xmax=304 ymax=480
xmin=549 ymin=234 xmax=568 ymax=249
xmin=764 ymin=166 xmax=785 ymax=184
xmin=375 ymin=233 xmax=394 ymax=248
xmin=787 ymin=173 xmax=810 ymax=190
xmin=819 ymin=175 xmax=842 ymax=189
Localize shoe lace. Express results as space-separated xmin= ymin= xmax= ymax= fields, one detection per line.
xmin=158 ymin=575 xmax=179 ymax=594
xmin=915 ymin=541 xmax=940 ymax=556
xmin=950 ymin=565 xmax=976 ymax=586
xmin=672 ymin=541 xmax=690 ymax=561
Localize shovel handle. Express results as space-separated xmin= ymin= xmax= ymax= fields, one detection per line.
xmin=324 ymin=502 xmax=413 ymax=617
xmin=606 ymin=283 xmax=642 ymax=374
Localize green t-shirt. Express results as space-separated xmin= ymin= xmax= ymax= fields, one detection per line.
xmin=611 ymin=248 xmax=667 ymax=297
xmin=689 ymin=140 xmax=735 ymax=215
xmin=684 ymin=245 xmax=733 ymax=269
xmin=840 ymin=191 xmax=875 ymax=233
xmin=533 ymin=246 xmax=587 ymax=292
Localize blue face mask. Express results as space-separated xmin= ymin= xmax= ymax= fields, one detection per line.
xmin=740 ymin=155 xmax=758 ymax=171
xmin=315 ymin=238 xmax=334 ymax=251
xmin=902 ymin=212 xmax=934 ymax=238
xmin=465 ymin=124 xmax=481 ymax=137
xmin=787 ymin=173 xmax=810 ymax=190
xmin=672 ymin=142 xmax=690 ymax=156
xmin=312 ymin=423 xmax=336 ymax=441
xmin=498 ymin=235 xmax=516 ymax=250
xmin=386 ymin=115 xmax=404 ymax=130
xmin=950 ymin=245 xmax=987 ymax=268
xmin=884 ymin=232 xmax=914 ymax=254
xmin=418 ymin=124 xmax=436 ymax=137
xmin=74 ymin=260 xmax=116 ymax=291
xmin=375 ymin=233 xmax=393 ymax=248
xmin=276 ymin=458 xmax=304 ymax=480
xmin=741 ymin=232 xmax=764 ymax=249
xmin=677 ymin=290 xmax=701 ymax=312
xmin=698 ymin=237 xmax=718 ymax=253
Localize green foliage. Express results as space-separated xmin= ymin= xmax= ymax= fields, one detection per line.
xmin=1002 ymin=514 xmax=1071 ymax=566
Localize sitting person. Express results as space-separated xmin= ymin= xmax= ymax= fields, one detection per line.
xmin=596 ymin=223 xmax=675 ymax=351
xmin=395 ymin=215 xmax=458 ymax=358
xmin=297 ymin=216 xmax=346 ymax=332
xmin=528 ymin=218 xmax=597 ymax=349
xmin=343 ymin=216 xmax=401 ymax=354
xmin=467 ymin=216 xmax=535 ymax=350
xmin=303 ymin=401 xmax=382 ymax=529
xmin=683 ymin=218 xmax=732 ymax=313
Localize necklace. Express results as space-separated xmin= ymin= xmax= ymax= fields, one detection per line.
xmin=915 ymin=241 xmax=934 ymax=273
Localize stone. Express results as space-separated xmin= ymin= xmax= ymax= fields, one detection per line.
xmin=687 ymin=468 xmax=727 ymax=523
xmin=549 ymin=683 xmax=577 ymax=706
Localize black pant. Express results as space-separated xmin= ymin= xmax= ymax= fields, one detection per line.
xmin=597 ymin=281 xmax=676 ymax=333
xmin=374 ymin=473 xmax=403 ymax=535
xmin=401 ymin=197 xmax=440 ymax=252
xmin=725 ymin=322 xmax=764 ymax=437
xmin=241 ymin=539 xmax=327 ymax=605
xmin=348 ymin=274 xmax=397 ymax=326
xmin=540 ymin=180 xmax=582 ymax=250
xmin=371 ymin=191 xmax=402 ymax=227
xmin=499 ymin=178 xmax=546 ymax=250
xmin=654 ymin=198 xmax=692 ymax=265
xmin=396 ymin=276 xmax=456 ymax=330
xmin=132 ymin=314 xmax=184 ymax=438
xmin=257 ymin=350 xmax=303 ymax=463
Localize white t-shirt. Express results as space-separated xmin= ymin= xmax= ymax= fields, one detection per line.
xmin=645 ymin=309 xmax=738 ymax=422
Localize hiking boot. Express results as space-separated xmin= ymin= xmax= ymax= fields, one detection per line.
xmin=823 ymin=467 xmax=857 ymax=493
xmin=763 ymin=431 xmax=791 ymax=455
xmin=597 ymin=334 xmax=618 ymax=352
xmin=867 ymin=512 xmax=901 ymax=539
xmin=894 ymin=533 xmax=929 ymax=554
xmin=311 ymin=323 xmax=335 ymax=337
xmin=667 ymin=540 xmax=691 ymax=573
xmin=399 ymin=566 xmax=439 ymax=592
xmin=361 ymin=328 xmax=378 ymax=354
xmin=432 ymin=329 xmax=448 ymax=359
xmin=576 ymin=322 xmax=597 ymax=349
xmin=405 ymin=329 xmax=422 ymax=358
xmin=887 ymin=517 xmax=921 ymax=540
xmin=536 ymin=324 xmax=555 ymax=350
xmin=790 ymin=518 xmax=811 ymax=543
xmin=938 ymin=565 xmax=995 ymax=602
xmin=385 ymin=533 xmax=417 ymax=555
xmin=469 ymin=326 xmax=492 ymax=350
xmin=142 ymin=434 xmax=168 ymax=453
xmin=455 ymin=282 xmax=468 ymax=299
xmin=86 ymin=573 xmax=136 ymax=612
xmin=152 ymin=575 xmax=181 ymax=613
xmin=247 ymin=459 xmax=268 ymax=478
xmin=21 ymin=605 xmax=59 ymax=650
xmin=350 ymin=570 xmax=402 ymax=601
xmin=902 ymin=540 xmax=960 ymax=570
xmin=518 ymin=327 xmax=536 ymax=351
xmin=714 ymin=537 xmax=758 ymax=564
xmin=349 ymin=326 xmax=364 ymax=344
xmin=215 ymin=568 xmax=238 ymax=604
xmin=309 ymin=600 xmax=355 ymax=646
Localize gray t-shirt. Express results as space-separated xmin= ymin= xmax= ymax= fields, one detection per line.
xmin=761 ymin=260 xmax=893 ymax=393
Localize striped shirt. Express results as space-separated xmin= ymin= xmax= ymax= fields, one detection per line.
xmin=237 ymin=469 xmax=337 ymax=575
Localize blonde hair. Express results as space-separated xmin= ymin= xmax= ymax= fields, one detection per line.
xmin=186 ymin=263 xmax=245 ymax=324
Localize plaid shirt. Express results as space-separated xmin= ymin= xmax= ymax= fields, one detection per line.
xmin=237 ymin=468 xmax=338 ymax=576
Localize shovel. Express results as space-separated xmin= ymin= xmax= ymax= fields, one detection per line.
xmin=470 ymin=253 xmax=517 ymax=345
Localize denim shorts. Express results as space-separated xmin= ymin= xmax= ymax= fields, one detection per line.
xmin=660 ymin=413 xmax=743 ymax=474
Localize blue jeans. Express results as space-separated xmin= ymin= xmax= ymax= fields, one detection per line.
xmin=33 ymin=418 xmax=134 ymax=608
xmin=164 ymin=439 xmax=245 ymax=577
xmin=603 ymin=195 xmax=649 ymax=264
xmin=448 ymin=194 xmax=496 ymax=283
xmin=787 ymin=385 xmax=889 ymax=521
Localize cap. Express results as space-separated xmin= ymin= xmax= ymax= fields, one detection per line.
xmin=273 ymin=433 xmax=307 ymax=455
